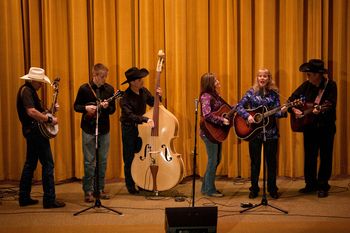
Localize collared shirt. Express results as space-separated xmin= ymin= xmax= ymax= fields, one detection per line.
xmin=236 ymin=88 xmax=285 ymax=140
xmin=74 ymin=82 xmax=116 ymax=135
xmin=119 ymin=87 xmax=155 ymax=125
xmin=288 ymin=76 xmax=337 ymax=130
xmin=16 ymin=82 xmax=45 ymax=136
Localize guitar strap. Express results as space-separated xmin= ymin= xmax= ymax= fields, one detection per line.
xmin=314 ymin=79 xmax=328 ymax=105
xmin=88 ymin=83 xmax=100 ymax=100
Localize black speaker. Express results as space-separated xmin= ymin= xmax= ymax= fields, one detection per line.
xmin=165 ymin=206 xmax=218 ymax=233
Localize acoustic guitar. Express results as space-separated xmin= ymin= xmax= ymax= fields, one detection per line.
xmin=233 ymin=98 xmax=303 ymax=141
xmin=290 ymin=101 xmax=332 ymax=132
xmin=200 ymin=104 xmax=236 ymax=143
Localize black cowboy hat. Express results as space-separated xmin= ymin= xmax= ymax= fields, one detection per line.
xmin=122 ymin=67 xmax=149 ymax=85
xmin=299 ymin=59 xmax=327 ymax=73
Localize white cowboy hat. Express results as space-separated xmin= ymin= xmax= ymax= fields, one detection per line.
xmin=20 ymin=67 xmax=51 ymax=85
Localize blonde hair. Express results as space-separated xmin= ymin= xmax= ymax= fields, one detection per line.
xmin=92 ymin=63 xmax=109 ymax=78
xmin=252 ymin=68 xmax=278 ymax=93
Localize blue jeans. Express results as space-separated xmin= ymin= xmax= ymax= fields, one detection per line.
xmin=201 ymin=135 xmax=222 ymax=195
xmin=82 ymin=131 xmax=110 ymax=193
xmin=19 ymin=127 xmax=56 ymax=204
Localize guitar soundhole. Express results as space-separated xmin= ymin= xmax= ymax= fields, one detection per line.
xmin=254 ymin=114 xmax=262 ymax=123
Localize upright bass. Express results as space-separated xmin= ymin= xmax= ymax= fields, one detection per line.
xmin=131 ymin=50 xmax=184 ymax=193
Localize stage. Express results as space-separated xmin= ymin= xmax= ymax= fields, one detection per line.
xmin=1 ymin=176 xmax=349 ymax=233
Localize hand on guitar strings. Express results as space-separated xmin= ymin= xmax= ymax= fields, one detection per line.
xmin=99 ymin=100 xmax=109 ymax=109
xmin=147 ymin=118 xmax=155 ymax=128
xmin=292 ymin=107 xmax=303 ymax=118
xmin=85 ymin=105 xmax=97 ymax=116
xmin=223 ymin=118 xmax=230 ymax=125
xmin=247 ymin=115 xmax=255 ymax=124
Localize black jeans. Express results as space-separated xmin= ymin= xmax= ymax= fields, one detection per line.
xmin=303 ymin=126 xmax=335 ymax=191
xmin=19 ymin=128 xmax=56 ymax=204
xmin=248 ymin=137 xmax=278 ymax=193
xmin=121 ymin=124 xmax=139 ymax=191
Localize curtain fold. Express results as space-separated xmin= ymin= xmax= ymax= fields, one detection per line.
xmin=0 ymin=0 xmax=349 ymax=182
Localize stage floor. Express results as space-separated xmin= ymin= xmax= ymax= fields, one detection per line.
xmin=0 ymin=176 xmax=349 ymax=233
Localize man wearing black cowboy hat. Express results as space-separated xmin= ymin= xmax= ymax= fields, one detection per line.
xmin=119 ymin=67 xmax=162 ymax=194
xmin=288 ymin=59 xmax=337 ymax=198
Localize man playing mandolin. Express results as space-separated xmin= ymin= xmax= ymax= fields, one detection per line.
xmin=74 ymin=63 xmax=116 ymax=202
xmin=16 ymin=67 xmax=65 ymax=208
xmin=288 ymin=59 xmax=337 ymax=198
xmin=235 ymin=68 xmax=287 ymax=200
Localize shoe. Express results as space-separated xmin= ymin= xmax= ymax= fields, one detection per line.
xmin=249 ymin=191 xmax=258 ymax=199
xmin=299 ymin=186 xmax=317 ymax=194
xmin=128 ymin=187 xmax=139 ymax=195
xmin=269 ymin=192 xmax=280 ymax=199
xmin=100 ymin=191 xmax=110 ymax=200
xmin=84 ymin=192 xmax=94 ymax=203
xmin=318 ymin=190 xmax=328 ymax=198
xmin=19 ymin=198 xmax=39 ymax=207
xmin=208 ymin=191 xmax=224 ymax=197
xmin=43 ymin=200 xmax=65 ymax=209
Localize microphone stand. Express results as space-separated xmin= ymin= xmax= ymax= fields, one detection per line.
xmin=240 ymin=103 xmax=288 ymax=214
xmin=191 ymin=99 xmax=199 ymax=207
xmin=74 ymin=100 xmax=122 ymax=216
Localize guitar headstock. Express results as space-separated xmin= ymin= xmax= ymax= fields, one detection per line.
xmin=290 ymin=97 xmax=305 ymax=107
xmin=52 ymin=77 xmax=60 ymax=92
xmin=114 ymin=89 xmax=124 ymax=99
xmin=156 ymin=50 xmax=165 ymax=73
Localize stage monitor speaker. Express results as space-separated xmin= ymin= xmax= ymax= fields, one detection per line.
xmin=165 ymin=206 xmax=218 ymax=233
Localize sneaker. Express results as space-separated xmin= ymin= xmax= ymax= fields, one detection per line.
xmin=43 ymin=200 xmax=65 ymax=209
xmin=209 ymin=191 xmax=224 ymax=197
xmin=84 ymin=192 xmax=94 ymax=203
xmin=100 ymin=191 xmax=110 ymax=200
xmin=19 ymin=198 xmax=39 ymax=207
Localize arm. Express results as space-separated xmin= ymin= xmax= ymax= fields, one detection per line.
xmin=200 ymin=93 xmax=227 ymax=126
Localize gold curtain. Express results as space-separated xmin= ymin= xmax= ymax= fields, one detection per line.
xmin=0 ymin=0 xmax=349 ymax=182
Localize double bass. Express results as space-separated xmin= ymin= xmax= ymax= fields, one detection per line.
xmin=131 ymin=50 xmax=184 ymax=193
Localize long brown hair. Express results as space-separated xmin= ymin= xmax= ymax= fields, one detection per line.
xmin=200 ymin=72 xmax=217 ymax=96
xmin=252 ymin=68 xmax=278 ymax=93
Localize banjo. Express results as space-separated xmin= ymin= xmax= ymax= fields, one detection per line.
xmin=39 ymin=77 xmax=60 ymax=139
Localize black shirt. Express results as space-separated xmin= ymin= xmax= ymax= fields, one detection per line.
xmin=119 ymin=87 xmax=155 ymax=125
xmin=74 ymin=82 xmax=116 ymax=134
xmin=289 ymin=76 xmax=337 ymax=130
xmin=16 ymin=82 xmax=45 ymax=136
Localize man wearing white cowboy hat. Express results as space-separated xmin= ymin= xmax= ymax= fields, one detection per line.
xmin=288 ymin=59 xmax=337 ymax=198
xmin=119 ymin=66 xmax=162 ymax=194
xmin=16 ymin=67 xmax=65 ymax=208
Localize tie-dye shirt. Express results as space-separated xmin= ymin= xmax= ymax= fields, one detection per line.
xmin=236 ymin=88 xmax=286 ymax=140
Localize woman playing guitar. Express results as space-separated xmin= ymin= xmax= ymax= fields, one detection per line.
xmin=235 ymin=68 xmax=287 ymax=200
xmin=199 ymin=73 xmax=235 ymax=197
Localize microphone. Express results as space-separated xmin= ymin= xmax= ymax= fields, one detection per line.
xmin=194 ymin=98 xmax=199 ymax=112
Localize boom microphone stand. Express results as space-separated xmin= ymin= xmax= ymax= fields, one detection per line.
xmin=74 ymin=100 xmax=122 ymax=216
xmin=240 ymin=106 xmax=288 ymax=214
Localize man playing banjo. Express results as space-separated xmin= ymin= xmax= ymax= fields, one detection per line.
xmin=16 ymin=67 xmax=65 ymax=208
